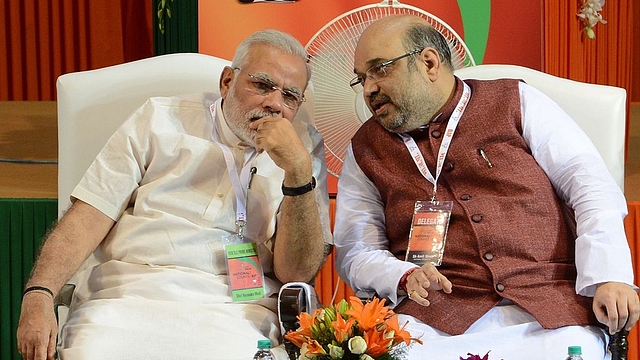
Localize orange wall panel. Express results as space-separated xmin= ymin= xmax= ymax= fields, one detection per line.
xmin=1 ymin=0 xmax=152 ymax=101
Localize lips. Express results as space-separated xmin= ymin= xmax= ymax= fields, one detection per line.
xmin=369 ymin=94 xmax=392 ymax=115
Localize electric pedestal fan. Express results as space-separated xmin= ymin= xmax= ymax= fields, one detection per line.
xmin=305 ymin=0 xmax=475 ymax=177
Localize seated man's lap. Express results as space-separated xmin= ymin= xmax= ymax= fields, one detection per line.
xmin=400 ymin=305 xmax=608 ymax=360
xmin=59 ymin=298 xmax=284 ymax=360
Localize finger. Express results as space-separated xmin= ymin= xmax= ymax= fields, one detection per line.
xmin=626 ymin=298 xmax=640 ymax=331
xmin=592 ymin=303 xmax=609 ymax=330
xmin=615 ymin=301 xmax=630 ymax=334
xmin=438 ymin=275 xmax=453 ymax=294
xmin=36 ymin=343 xmax=48 ymax=360
xmin=47 ymin=329 xmax=57 ymax=360
xmin=408 ymin=289 xmax=430 ymax=307
xmin=604 ymin=303 xmax=620 ymax=335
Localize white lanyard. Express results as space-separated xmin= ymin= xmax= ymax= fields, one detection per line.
xmin=209 ymin=100 xmax=255 ymax=236
xmin=398 ymin=82 xmax=471 ymax=201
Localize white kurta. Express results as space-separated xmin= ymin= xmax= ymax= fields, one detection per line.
xmin=333 ymin=82 xmax=636 ymax=359
xmin=59 ymin=93 xmax=332 ymax=360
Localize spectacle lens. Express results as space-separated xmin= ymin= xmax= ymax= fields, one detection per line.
xmin=349 ymin=48 xmax=423 ymax=92
xmin=235 ymin=68 xmax=305 ymax=109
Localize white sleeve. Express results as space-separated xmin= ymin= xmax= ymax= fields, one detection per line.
xmin=519 ymin=82 xmax=636 ymax=296
xmin=333 ymin=144 xmax=419 ymax=306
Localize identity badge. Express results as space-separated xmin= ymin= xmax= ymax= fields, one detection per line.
xmin=405 ymin=200 xmax=453 ymax=266
xmin=224 ymin=242 xmax=265 ymax=302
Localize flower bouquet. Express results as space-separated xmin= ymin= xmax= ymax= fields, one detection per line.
xmin=284 ymin=296 xmax=422 ymax=360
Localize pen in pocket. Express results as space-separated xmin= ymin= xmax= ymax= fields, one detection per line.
xmin=478 ymin=149 xmax=493 ymax=168
xmin=248 ymin=167 xmax=257 ymax=189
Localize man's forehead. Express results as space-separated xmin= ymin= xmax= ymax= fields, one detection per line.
xmin=354 ymin=37 xmax=403 ymax=68
xmin=243 ymin=52 xmax=307 ymax=85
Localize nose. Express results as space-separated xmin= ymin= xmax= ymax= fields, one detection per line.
xmin=363 ymin=78 xmax=380 ymax=98
xmin=261 ymin=89 xmax=285 ymax=113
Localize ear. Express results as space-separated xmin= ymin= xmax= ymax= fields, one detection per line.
xmin=219 ymin=66 xmax=236 ymax=98
xmin=420 ymin=47 xmax=442 ymax=82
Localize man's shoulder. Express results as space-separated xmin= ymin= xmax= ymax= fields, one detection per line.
xmin=145 ymin=92 xmax=220 ymax=110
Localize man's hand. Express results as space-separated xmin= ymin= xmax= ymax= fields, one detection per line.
xmin=405 ymin=264 xmax=453 ymax=306
xmin=593 ymin=282 xmax=640 ymax=334
xmin=17 ymin=293 xmax=58 ymax=360
xmin=249 ymin=116 xmax=311 ymax=179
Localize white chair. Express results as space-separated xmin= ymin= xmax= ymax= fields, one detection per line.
xmin=55 ymin=53 xmax=318 ymax=358
xmin=455 ymin=64 xmax=629 ymax=359
xmin=455 ymin=64 xmax=626 ymax=190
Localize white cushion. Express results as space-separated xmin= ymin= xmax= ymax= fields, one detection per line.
xmin=455 ymin=64 xmax=626 ymax=191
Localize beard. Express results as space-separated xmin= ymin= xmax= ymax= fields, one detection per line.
xmin=223 ymin=86 xmax=277 ymax=146
xmin=371 ymin=76 xmax=445 ymax=133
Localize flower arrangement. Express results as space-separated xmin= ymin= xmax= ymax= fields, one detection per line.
xmin=577 ymin=0 xmax=607 ymax=39
xmin=284 ymin=296 xmax=422 ymax=359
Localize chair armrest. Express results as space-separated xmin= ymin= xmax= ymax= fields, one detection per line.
xmin=54 ymin=284 xmax=76 ymax=308
xmin=278 ymin=282 xmax=320 ymax=360
xmin=609 ymin=328 xmax=629 ymax=360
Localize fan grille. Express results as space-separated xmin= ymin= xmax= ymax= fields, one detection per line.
xmin=306 ymin=3 xmax=475 ymax=177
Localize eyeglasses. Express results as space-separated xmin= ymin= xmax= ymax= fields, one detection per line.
xmin=349 ymin=48 xmax=423 ymax=91
xmin=234 ymin=67 xmax=305 ymax=110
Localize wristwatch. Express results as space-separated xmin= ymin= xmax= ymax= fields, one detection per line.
xmin=282 ymin=177 xmax=316 ymax=196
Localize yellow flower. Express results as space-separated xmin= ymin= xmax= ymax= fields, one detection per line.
xmin=348 ymin=336 xmax=368 ymax=354
xmin=328 ymin=344 xmax=344 ymax=359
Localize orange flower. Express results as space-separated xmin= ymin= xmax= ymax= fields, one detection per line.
xmin=362 ymin=327 xmax=393 ymax=358
xmin=304 ymin=339 xmax=326 ymax=355
xmin=345 ymin=296 xmax=393 ymax=331
xmin=331 ymin=311 xmax=356 ymax=343
xmin=384 ymin=315 xmax=423 ymax=346
xmin=284 ymin=309 xmax=322 ymax=347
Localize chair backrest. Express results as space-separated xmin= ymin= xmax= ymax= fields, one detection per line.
xmin=454 ymin=64 xmax=626 ymax=191
xmin=56 ymin=53 xmax=315 ymax=217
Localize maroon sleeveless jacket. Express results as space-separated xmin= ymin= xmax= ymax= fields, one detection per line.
xmin=351 ymin=78 xmax=597 ymax=335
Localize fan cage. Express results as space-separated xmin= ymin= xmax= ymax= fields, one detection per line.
xmin=306 ymin=2 xmax=475 ymax=177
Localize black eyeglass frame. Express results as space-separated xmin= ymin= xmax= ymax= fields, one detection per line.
xmin=233 ymin=67 xmax=306 ymax=110
xmin=349 ymin=48 xmax=424 ymax=89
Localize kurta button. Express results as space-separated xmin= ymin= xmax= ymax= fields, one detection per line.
xmin=471 ymin=214 xmax=483 ymax=222
xmin=496 ymin=283 xmax=505 ymax=292
xmin=443 ymin=162 xmax=454 ymax=172
xmin=483 ymin=252 xmax=494 ymax=261
xmin=460 ymin=194 xmax=471 ymax=201
xmin=431 ymin=130 xmax=441 ymax=138
xmin=217 ymin=193 xmax=224 ymax=198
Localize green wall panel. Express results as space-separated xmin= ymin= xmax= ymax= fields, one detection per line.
xmin=153 ymin=0 xmax=199 ymax=55
xmin=0 ymin=199 xmax=57 ymax=360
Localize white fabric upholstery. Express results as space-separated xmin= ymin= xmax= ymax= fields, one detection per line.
xmin=57 ymin=53 xmax=315 ymax=217
xmin=455 ymin=64 xmax=626 ymax=191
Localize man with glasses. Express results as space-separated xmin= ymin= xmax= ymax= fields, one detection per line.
xmin=17 ymin=29 xmax=332 ymax=360
xmin=334 ymin=14 xmax=638 ymax=359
